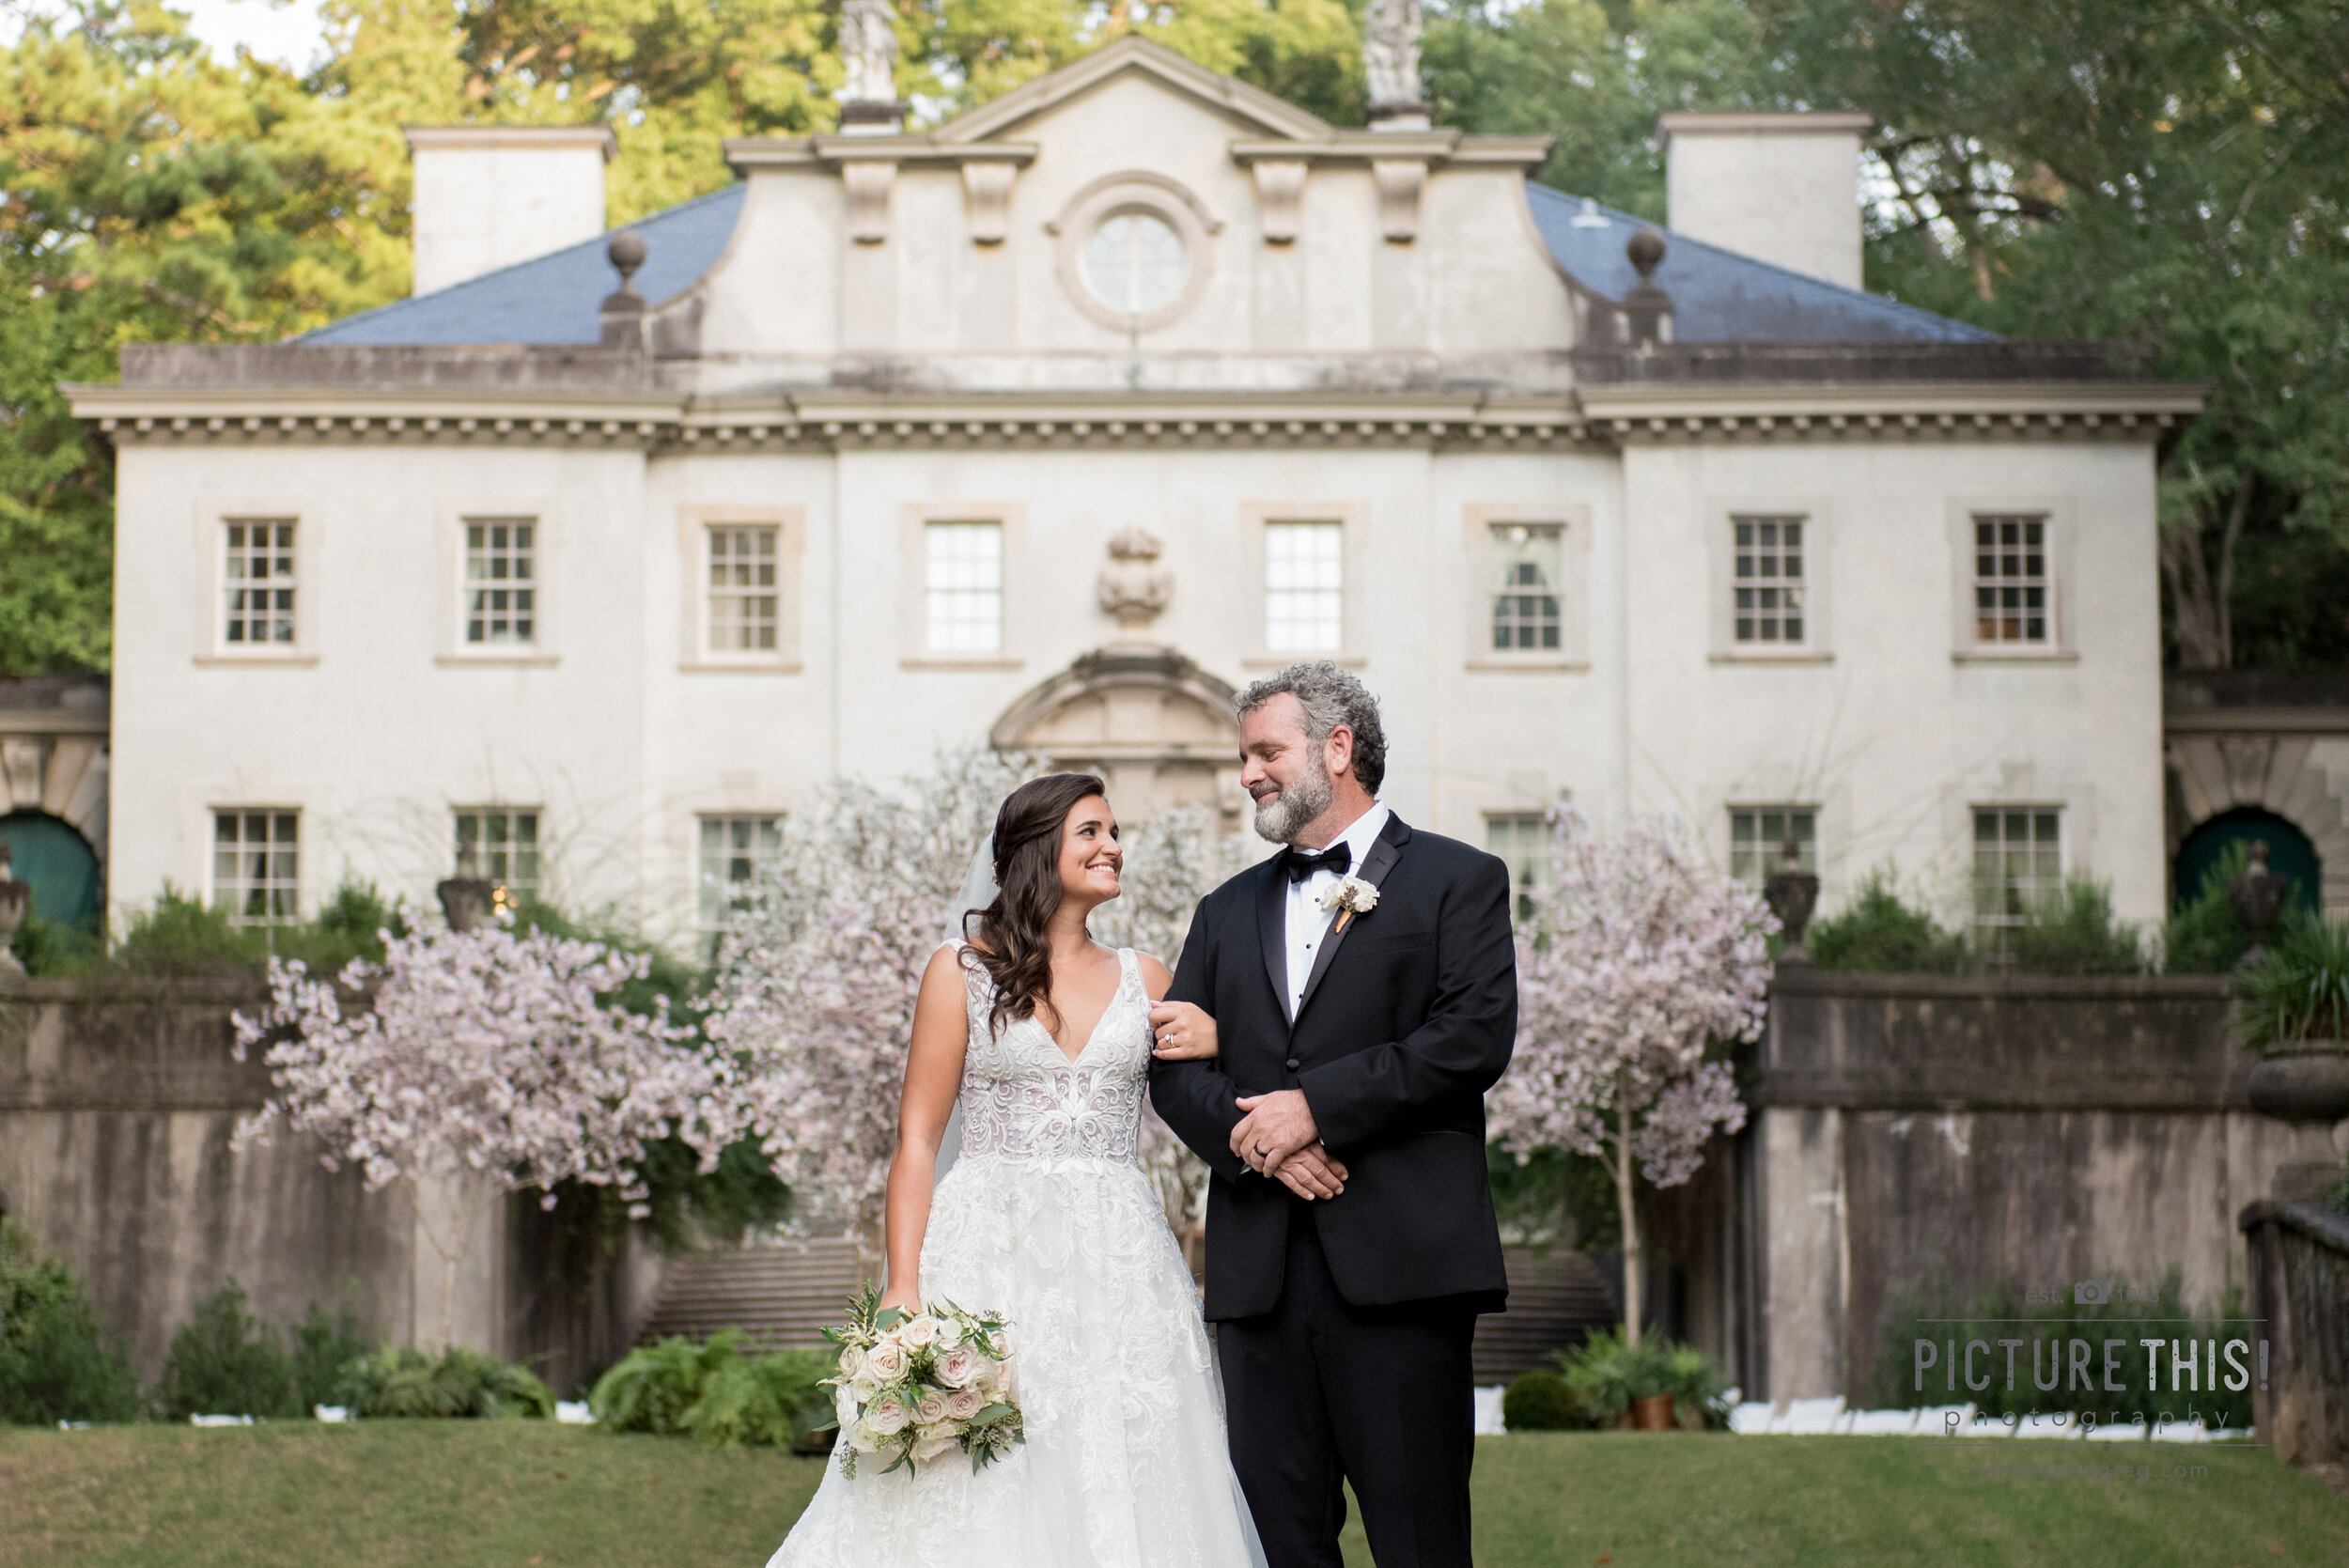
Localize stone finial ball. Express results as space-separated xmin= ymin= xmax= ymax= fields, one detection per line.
xmin=608 ymin=228 xmax=647 ymax=278
xmin=1626 ymin=226 xmax=1666 ymax=279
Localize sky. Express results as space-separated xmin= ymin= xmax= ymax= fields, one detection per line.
xmin=174 ymin=0 xmax=333 ymax=70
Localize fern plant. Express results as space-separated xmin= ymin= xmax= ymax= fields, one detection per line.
xmin=2234 ymin=912 xmax=2349 ymax=1049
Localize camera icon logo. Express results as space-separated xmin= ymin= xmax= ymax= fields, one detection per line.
xmin=2074 ymin=1279 xmax=2110 ymax=1305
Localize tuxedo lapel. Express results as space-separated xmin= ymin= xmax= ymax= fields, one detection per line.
xmin=1255 ymin=856 xmax=1291 ymax=1025
xmin=1293 ymin=814 xmax=1411 ymax=1022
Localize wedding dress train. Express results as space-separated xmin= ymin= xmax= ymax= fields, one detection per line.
xmin=765 ymin=944 xmax=1267 ymax=1568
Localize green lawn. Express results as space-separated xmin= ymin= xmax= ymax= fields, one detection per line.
xmin=3 ymin=1423 xmax=2343 ymax=1567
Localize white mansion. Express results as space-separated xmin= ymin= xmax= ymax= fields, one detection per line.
xmin=68 ymin=35 xmax=2207 ymax=945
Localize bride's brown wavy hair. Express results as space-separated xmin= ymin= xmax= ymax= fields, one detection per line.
xmin=961 ymin=772 xmax=1112 ymax=1039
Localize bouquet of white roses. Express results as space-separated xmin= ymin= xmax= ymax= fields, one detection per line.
xmin=822 ymin=1285 xmax=1024 ymax=1478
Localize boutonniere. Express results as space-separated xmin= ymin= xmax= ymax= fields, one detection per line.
xmin=1318 ymin=875 xmax=1380 ymax=934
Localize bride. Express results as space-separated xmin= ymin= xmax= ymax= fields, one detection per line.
xmin=768 ymin=773 xmax=1321 ymax=1568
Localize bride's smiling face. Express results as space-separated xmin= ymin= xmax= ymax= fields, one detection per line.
xmin=1056 ymin=795 xmax=1123 ymax=908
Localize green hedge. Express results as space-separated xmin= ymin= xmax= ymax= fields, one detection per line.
xmin=589 ymin=1330 xmax=833 ymax=1449
xmin=0 ymin=1220 xmax=142 ymax=1425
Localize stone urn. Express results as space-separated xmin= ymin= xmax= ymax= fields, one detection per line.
xmin=0 ymin=842 xmax=30 ymax=976
xmin=2244 ymin=1045 xmax=2349 ymax=1123
xmin=2228 ymin=840 xmax=2288 ymax=962
xmin=436 ymin=845 xmax=493 ymax=933
xmin=1762 ymin=836 xmax=1820 ymax=963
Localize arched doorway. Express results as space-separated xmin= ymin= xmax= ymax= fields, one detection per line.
xmin=0 ymin=810 xmax=103 ymax=939
xmin=990 ymin=647 xmax=1243 ymax=821
xmin=2172 ymin=807 xmax=2322 ymax=915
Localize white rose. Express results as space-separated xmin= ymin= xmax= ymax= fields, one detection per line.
xmin=934 ymin=1344 xmax=982 ymax=1389
xmin=987 ymin=1355 xmax=1018 ymax=1399
xmin=945 ymin=1385 xmax=986 ymax=1421
xmin=900 ymin=1314 xmax=941 ymax=1349
xmin=848 ymin=1420 xmax=884 ymax=1453
xmin=864 ymin=1340 xmax=910 ymax=1382
xmin=865 ymin=1392 xmax=910 ymax=1436
xmin=913 ymin=1389 xmax=950 ymax=1426
xmin=912 ymin=1424 xmax=960 ymax=1464
xmin=833 ymin=1384 xmax=860 ymax=1431
xmin=836 ymin=1343 xmax=866 ymax=1381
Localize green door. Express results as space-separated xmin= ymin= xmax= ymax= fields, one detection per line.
xmin=2172 ymin=808 xmax=2322 ymax=916
xmin=0 ymin=811 xmax=102 ymax=939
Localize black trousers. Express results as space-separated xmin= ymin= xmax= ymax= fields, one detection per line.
xmin=1217 ymin=1217 xmax=1479 ymax=1568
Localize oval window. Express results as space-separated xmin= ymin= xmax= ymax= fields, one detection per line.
xmin=1081 ymin=210 xmax=1187 ymax=318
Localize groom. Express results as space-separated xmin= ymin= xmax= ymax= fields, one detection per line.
xmin=1149 ymin=662 xmax=1517 ymax=1568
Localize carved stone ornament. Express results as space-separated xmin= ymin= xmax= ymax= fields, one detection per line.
xmin=0 ymin=842 xmax=28 ymax=975
xmin=1372 ymin=158 xmax=1426 ymax=243
xmin=436 ymin=843 xmax=492 ymax=933
xmin=1362 ymin=0 xmax=1424 ymax=106
xmin=1252 ymin=160 xmax=1307 ymax=245
xmin=1762 ymin=836 xmax=1821 ymax=962
xmin=1097 ymin=528 xmax=1174 ymax=636
xmin=2229 ymin=838 xmax=2289 ymax=960
xmin=838 ymin=0 xmax=899 ymax=103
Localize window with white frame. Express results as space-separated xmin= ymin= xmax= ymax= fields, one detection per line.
xmin=464 ymin=519 xmax=537 ymax=645
xmin=1265 ymin=520 xmax=1343 ymax=652
xmin=1732 ymin=515 xmax=1806 ymax=644
xmin=1490 ymin=524 xmax=1563 ymax=652
xmin=223 ymin=520 xmax=297 ymax=647
xmin=454 ymin=808 xmax=542 ymax=902
xmin=924 ymin=521 xmax=1003 ymax=653
xmin=708 ymin=525 xmax=780 ymax=653
xmin=1730 ymin=807 xmax=1818 ymax=885
xmin=699 ymin=815 xmax=782 ymax=925
xmin=1973 ymin=807 xmax=2061 ymax=925
xmin=1972 ymin=514 xmax=2049 ymax=644
xmin=213 ymin=810 xmax=299 ymax=924
xmin=1486 ymin=813 xmax=1552 ymax=923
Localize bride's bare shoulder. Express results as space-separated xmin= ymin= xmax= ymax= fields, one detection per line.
xmin=1134 ymin=952 xmax=1174 ymax=996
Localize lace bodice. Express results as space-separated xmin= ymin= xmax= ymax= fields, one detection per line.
xmin=949 ymin=942 xmax=1150 ymax=1164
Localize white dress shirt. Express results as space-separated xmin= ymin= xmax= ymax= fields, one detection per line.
xmin=1282 ymin=801 xmax=1392 ymax=1019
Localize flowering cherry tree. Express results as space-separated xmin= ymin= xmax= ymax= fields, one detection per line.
xmin=233 ymin=921 xmax=739 ymax=1347
xmin=703 ymin=749 xmax=1035 ymax=1257
xmin=1486 ymin=807 xmax=1775 ymax=1346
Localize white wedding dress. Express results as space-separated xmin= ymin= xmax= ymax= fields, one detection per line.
xmin=766 ymin=943 xmax=1267 ymax=1568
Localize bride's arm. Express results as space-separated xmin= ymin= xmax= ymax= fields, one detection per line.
xmin=879 ymin=945 xmax=973 ymax=1314
xmin=1139 ymin=955 xmax=1217 ymax=1060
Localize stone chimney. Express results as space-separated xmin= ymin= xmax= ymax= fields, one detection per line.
xmin=404 ymin=126 xmax=616 ymax=296
xmin=1655 ymin=111 xmax=1871 ymax=290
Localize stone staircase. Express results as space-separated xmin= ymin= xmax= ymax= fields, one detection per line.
xmin=1470 ymin=1248 xmax=1620 ymax=1385
xmin=635 ymin=1237 xmax=867 ymax=1350
xmin=636 ymin=1237 xmax=1614 ymax=1384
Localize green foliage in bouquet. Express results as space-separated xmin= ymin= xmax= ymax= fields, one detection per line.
xmin=824 ymin=1285 xmax=1023 ymax=1478
xmin=588 ymin=1329 xmax=833 ymax=1450
xmin=0 ymin=1220 xmax=143 ymax=1425
xmin=336 ymin=1344 xmax=554 ymax=1420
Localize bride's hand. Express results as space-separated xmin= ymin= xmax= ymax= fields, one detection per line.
xmin=878 ymin=1282 xmax=923 ymax=1317
xmin=1148 ymin=1001 xmax=1219 ymax=1061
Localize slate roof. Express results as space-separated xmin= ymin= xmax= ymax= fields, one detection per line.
xmin=303 ymin=174 xmax=1995 ymax=349
xmin=1521 ymin=184 xmax=1997 ymax=345
xmin=303 ymin=183 xmax=747 ymax=348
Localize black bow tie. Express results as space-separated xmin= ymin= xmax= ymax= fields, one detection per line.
xmin=1285 ymin=843 xmax=1352 ymax=883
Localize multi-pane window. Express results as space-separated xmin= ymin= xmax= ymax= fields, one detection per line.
xmin=464 ymin=519 xmax=537 ymax=645
xmin=699 ymin=815 xmax=783 ymax=925
xmin=1973 ymin=807 xmax=2061 ymax=925
xmin=1266 ymin=520 xmax=1344 ymax=652
xmin=214 ymin=810 xmax=299 ymax=924
xmin=1730 ymin=807 xmax=1818 ymax=885
xmin=1733 ymin=516 xmax=1805 ymax=644
xmin=1486 ymin=813 xmax=1552 ymax=923
xmin=454 ymin=808 xmax=541 ymax=902
xmin=708 ymin=526 xmax=780 ymax=653
xmin=1490 ymin=525 xmax=1563 ymax=652
xmin=224 ymin=520 xmax=297 ymax=647
xmin=1973 ymin=514 xmax=2048 ymax=644
xmin=925 ymin=521 xmax=1003 ymax=653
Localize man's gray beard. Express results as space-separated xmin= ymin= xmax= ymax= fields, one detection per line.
xmin=1251 ymin=755 xmax=1336 ymax=845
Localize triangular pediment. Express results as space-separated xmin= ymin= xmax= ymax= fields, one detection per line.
xmin=937 ymin=34 xmax=1332 ymax=146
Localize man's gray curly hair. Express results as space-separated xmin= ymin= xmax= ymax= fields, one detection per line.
xmin=1235 ymin=661 xmax=1388 ymax=795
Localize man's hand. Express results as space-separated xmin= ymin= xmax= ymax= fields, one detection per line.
xmin=1231 ymin=1089 xmax=1320 ymax=1175
xmin=1148 ymin=1000 xmax=1219 ymax=1061
xmin=1269 ymin=1142 xmax=1349 ymax=1201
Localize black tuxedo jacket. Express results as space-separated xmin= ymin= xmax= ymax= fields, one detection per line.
xmin=1149 ymin=813 xmax=1518 ymax=1321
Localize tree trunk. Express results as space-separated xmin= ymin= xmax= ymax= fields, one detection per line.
xmin=2159 ymin=472 xmax=2252 ymax=670
xmin=1614 ymin=1088 xmax=1642 ymax=1351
